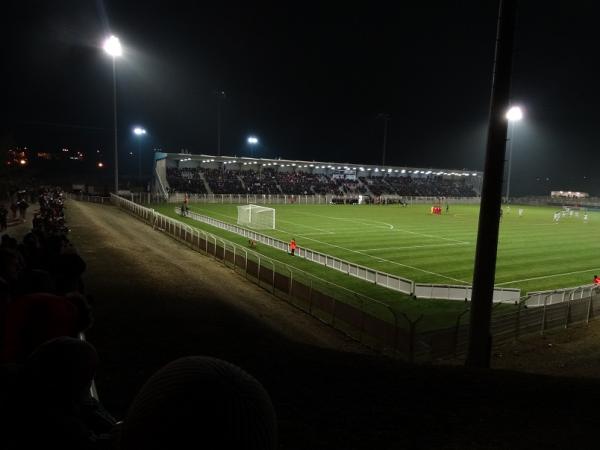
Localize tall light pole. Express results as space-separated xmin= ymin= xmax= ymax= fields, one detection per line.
xmin=216 ymin=90 xmax=226 ymax=156
xmin=377 ymin=113 xmax=391 ymax=166
xmin=247 ymin=136 xmax=258 ymax=157
xmin=133 ymin=127 xmax=147 ymax=186
xmin=505 ymin=106 xmax=523 ymax=203
xmin=103 ymin=35 xmax=122 ymax=193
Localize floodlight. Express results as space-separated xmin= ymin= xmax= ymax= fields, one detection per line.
xmin=103 ymin=35 xmax=122 ymax=57
xmin=133 ymin=127 xmax=146 ymax=136
xmin=247 ymin=136 xmax=259 ymax=144
xmin=506 ymin=106 xmax=523 ymax=122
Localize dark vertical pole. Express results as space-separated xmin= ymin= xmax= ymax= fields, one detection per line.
xmin=216 ymin=90 xmax=226 ymax=156
xmin=112 ymin=58 xmax=119 ymax=194
xmin=382 ymin=116 xmax=389 ymax=166
xmin=378 ymin=113 xmax=390 ymax=166
xmin=217 ymin=96 xmax=221 ymax=156
xmin=138 ymin=138 xmax=142 ymax=186
xmin=466 ymin=0 xmax=518 ymax=368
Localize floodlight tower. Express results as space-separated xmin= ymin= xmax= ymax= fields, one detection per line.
xmin=378 ymin=113 xmax=391 ymax=166
xmin=103 ymin=35 xmax=123 ymax=193
xmin=505 ymin=106 xmax=523 ymax=203
xmin=133 ymin=127 xmax=147 ymax=186
xmin=247 ymin=136 xmax=258 ymax=157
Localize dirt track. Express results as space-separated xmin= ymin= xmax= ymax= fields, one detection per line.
xmin=64 ymin=200 xmax=600 ymax=450
xmin=66 ymin=201 xmax=368 ymax=404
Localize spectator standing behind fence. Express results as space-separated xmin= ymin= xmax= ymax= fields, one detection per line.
xmin=10 ymin=201 xmax=17 ymax=220
xmin=17 ymin=199 xmax=29 ymax=221
xmin=0 ymin=204 xmax=7 ymax=231
xmin=289 ymin=238 xmax=296 ymax=256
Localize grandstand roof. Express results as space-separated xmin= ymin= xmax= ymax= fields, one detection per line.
xmin=161 ymin=153 xmax=482 ymax=178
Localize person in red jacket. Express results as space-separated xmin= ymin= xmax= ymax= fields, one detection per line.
xmin=593 ymin=275 xmax=600 ymax=285
xmin=289 ymin=239 xmax=297 ymax=256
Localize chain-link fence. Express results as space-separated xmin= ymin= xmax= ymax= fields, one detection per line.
xmin=71 ymin=194 xmax=600 ymax=362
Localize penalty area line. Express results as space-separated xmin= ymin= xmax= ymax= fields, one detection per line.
xmin=496 ymin=267 xmax=600 ymax=286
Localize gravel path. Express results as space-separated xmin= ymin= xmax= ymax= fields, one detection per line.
xmin=66 ymin=200 xmax=368 ymax=408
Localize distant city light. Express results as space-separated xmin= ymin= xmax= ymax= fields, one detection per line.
xmin=247 ymin=136 xmax=259 ymax=144
xmin=97 ymin=162 xmax=104 ymax=168
xmin=19 ymin=159 xmax=27 ymax=165
xmin=103 ymin=35 xmax=122 ymax=57
xmin=506 ymin=106 xmax=523 ymax=122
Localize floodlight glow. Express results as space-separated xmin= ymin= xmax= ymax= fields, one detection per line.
xmin=506 ymin=106 xmax=523 ymax=122
xmin=133 ymin=127 xmax=146 ymax=136
xmin=103 ymin=35 xmax=122 ymax=57
xmin=401 ymin=169 xmax=406 ymax=173
xmin=247 ymin=136 xmax=259 ymax=144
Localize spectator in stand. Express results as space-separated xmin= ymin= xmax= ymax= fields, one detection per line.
xmin=119 ymin=356 xmax=277 ymax=450
xmin=17 ymin=198 xmax=29 ymax=221
xmin=0 ymin=204 xmax=8 ymax=231
xmin=289 ymin=238 xmax=297 ymax=256
xmin=10 ymin=201 xmax=17 ymax=220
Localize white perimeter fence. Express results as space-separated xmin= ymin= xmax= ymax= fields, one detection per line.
xmin=178 ymin=207 xmax=521 ymax=303
xmin=166 ymin=193 xmax=481 ymax=206
xmin=71 ymin=194 xmax=600 ymax=361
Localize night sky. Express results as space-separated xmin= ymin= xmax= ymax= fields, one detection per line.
xmin=4 ymin=1 xmax=600 ymax=195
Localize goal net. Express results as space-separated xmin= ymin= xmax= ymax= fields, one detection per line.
xmin=237 ymin=204 xmax=276 ymax=229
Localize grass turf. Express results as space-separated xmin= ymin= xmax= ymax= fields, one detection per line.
xmin=150 ymin=202 xmax=599 ymax=330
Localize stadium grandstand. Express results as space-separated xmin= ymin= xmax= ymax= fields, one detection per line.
xmin=153 ymin=152 xmax=482 ymax=199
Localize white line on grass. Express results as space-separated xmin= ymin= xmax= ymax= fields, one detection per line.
xmin=188 ymin=205 xmax=470 ymax=284
xmin=279 ymin=230 xmax=470 ymax=285
xmin=356 ymin=242 xmax=470 ymax=252
xmin=496 ymin=268 xmax=600 ymax=286
xmin=293 ymin=210 xmax=468 ymax=244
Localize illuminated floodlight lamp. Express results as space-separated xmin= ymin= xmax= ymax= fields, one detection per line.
xmin=103 ymin=35 xmax=123 ymax=57
xmin=401 ymin=169 xmax=406 ymax=173
xmin=133 ymin=127 xmax=146 ymax=136
xmin=472 ymin=173 xmax=477 ymax=176
xmin=506 ymin=106 xmax=523 ymax=122
xmin=247 ymin=136 xmax=259 ymax=144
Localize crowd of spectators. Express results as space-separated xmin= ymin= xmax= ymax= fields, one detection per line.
xmin=166 ymin=167 xmax=207 ymax=194
xmin=0 ymin=187 xmax=278 ymax=449
xmin=166 ymin=166 xmax=478 ymax=198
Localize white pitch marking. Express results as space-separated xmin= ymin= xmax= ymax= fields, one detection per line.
xmin=293 ymin=210 xmax=468 ymax=244
xmin=356 ymin=242 xmax=470 ymax=252
xmin=283 ymin=232 xmax=470 ymax=285
xmin=496 ymin=267 xmax=600 ymax=286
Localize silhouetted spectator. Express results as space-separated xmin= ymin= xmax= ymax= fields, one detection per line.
xmin=0 ymin=204 xmax=7 ymax=231
xmin=120 ymin=356 xmax=277 ymax=450
xmin=1 ymin=292 xmax=93 ymax=363
xmin=9 ymin=337 xmax=117 ymax=449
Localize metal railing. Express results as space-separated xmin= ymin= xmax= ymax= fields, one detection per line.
xmin=414 ymin=283 xmax=520 ymax=303
xmin=180 ymin=207 xmax=522 ymax=302
xmin=72 ymin=194 xmax=600 ymax=362
xmin=109 ymin=194 xmax=423 ymax=360
xmin=179 ymin=207 xmax=415 ymax=295
xmin=164 ymin=192 xmax=481 ymax=205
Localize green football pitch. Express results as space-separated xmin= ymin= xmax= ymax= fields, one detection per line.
xmin=157 ymin=202 xmax=600 ymax=294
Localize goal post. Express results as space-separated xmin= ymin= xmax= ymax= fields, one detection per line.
xmin=237 ymin=204 xmax=276 ymax=229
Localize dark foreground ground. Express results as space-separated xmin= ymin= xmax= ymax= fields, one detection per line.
xmin=68 ymin=201 xmax=600 ymax=450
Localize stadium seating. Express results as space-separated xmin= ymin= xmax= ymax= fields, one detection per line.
xmin=166 ymin=166 xmax=477 ymax=197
